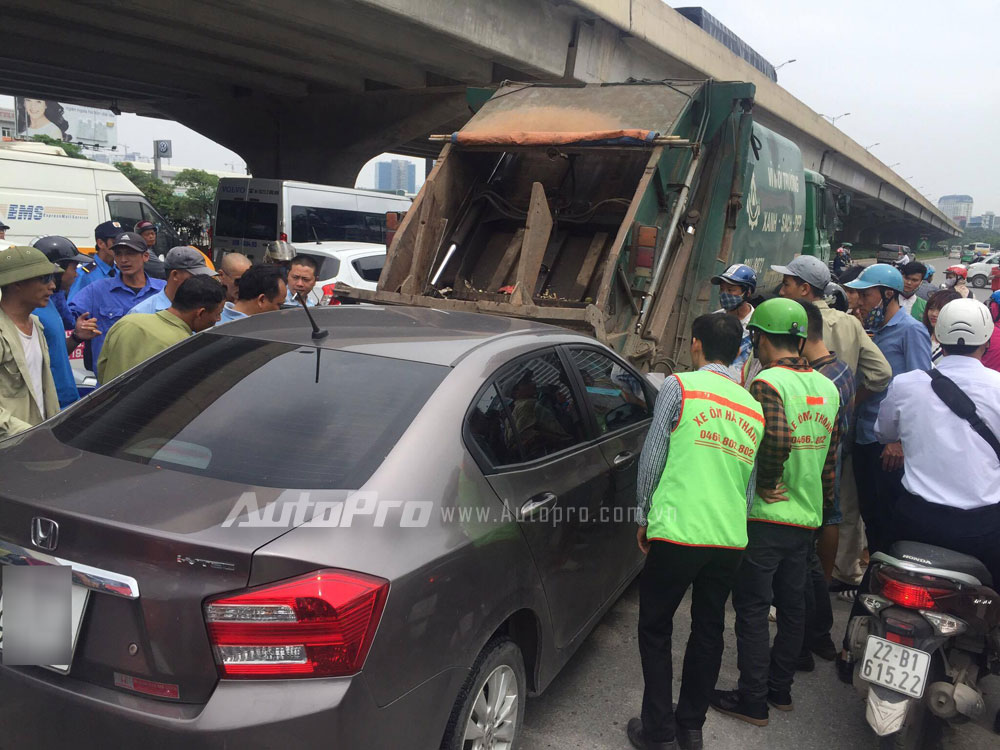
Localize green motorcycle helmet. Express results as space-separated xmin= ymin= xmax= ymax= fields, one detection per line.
xmin=747 ymin=297 xmax=808 ymax=339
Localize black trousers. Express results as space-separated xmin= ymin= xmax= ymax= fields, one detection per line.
xmin=803 ymin=531 xmax=834 ymax=653
xmin=852 ymin=441 xmax=904 ymax=557
xmin=732 ymin=522 xmax=813 ymax=703
xmin=638 ymin=540 xmax=743 ymax=743
xmin=894 ymin=490 xmax=1000 ymax=587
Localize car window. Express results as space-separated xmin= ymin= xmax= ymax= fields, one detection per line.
xmin=50 ymin=335 xmax=448 ymax=489
xmin=352 ymin=254 xmax=385 ymax=283
xmin=107 ymin=197 xmax=143 ymax=230
xmin=493 ymin=352 xmax=586 ymax=462
xmin=468 ymin=384 xmax=522 ymax=467
xmin=215 ymin=200 xmax=278 ymax=241
xmin=568 ymin=349 xmax=650 ymax=434
xmin=290 ymin=206 xmax=386 ymax=244
xmin=301 ymin=254 xmax=340 ymax=280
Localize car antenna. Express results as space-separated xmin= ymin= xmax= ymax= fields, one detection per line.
xmin=296 ymin=293 xmax=328 ymax=340
xmin=311 ymin=226 xmax=321 ymax=245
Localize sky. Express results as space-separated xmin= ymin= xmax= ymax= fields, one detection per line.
xmin=3 ymin=1 xmax=995 ymax=210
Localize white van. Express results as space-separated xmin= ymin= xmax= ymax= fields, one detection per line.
xmin=0 ymin=140 xmax=181 ymax=254
xmin=211 ymin=178 xmax=410 ymax=262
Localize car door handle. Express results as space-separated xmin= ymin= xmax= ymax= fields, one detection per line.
xmin=519 ymin=492 xmax=558 ymax=520
xmin=613 ymin=451 xmax=636 ymax=467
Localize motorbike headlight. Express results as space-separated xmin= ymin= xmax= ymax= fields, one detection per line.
xmin=920 ymin=610 xmax=967 ymax=636
xmin=861 ymin=594 xmax=892 ymax=615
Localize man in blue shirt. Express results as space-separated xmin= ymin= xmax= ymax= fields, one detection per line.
xmin=128 ymin=246 xmax=218 ymax=316
xmin=837 ymin=263 xmax=931 ymax=678
xmin=31 ymin=237 xmax=102 ymax=408
xmin=68 ymin=220 xmax=125 ymax=299
xmin=216 ymin=264 xmax=286 ymax=325
xmin=69 ymin=232 xmax=165 ymax=379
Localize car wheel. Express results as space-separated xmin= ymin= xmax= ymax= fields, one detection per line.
xmin=971 ymin=274 xmax=988 ymax=288
xmin=440 ymin=637 xmax=526 ymax=750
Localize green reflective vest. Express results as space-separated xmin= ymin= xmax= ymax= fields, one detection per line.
xmin=749 ymin=365 xmax=840 ymax=529
xmin=647 ymin=370 xmax=764 ymax=549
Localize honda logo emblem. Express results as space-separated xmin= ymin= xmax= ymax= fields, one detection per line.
xmin=30 ymin=517 xmax=59 ymax=551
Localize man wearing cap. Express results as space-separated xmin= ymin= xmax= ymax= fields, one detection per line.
xmin=69 ymin=231 xmax=166 ymax=379
xmin=98 ymin=276 xmax=225 ymax=383
xmin=0 ymin=245 xmax=62 ymax=437
xmin=711 ymin=298 xmax=841 ymax=727
xmin=0 ymin=220 xmax=9 ymax=240
xmin=711 ymin=263 xmax=760 ymax=385
xmin=134 ymin=220 xmax=167 ymax=280
xmin=32 ymin=236 xmax=103 ymax=408
xmin=127 ymin=246 xmax=218 ymax=316
xmin=836 ymin=263 xmax=931 ymax=679
xmin=68 ymin=220 xmax=124 ymax=299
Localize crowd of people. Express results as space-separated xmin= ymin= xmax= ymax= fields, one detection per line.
xmin=0 ymin=223 xmax=323 ymax=439
xmin=628 ymin=257 xmax=1000 ymax=750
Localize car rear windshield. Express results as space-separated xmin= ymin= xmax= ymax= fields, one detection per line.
xmin=215 ymin=200 xmax=278 ymax=241
xmin=290 ymin=205 xmax=386 ymax=243
xmin=50 ymin=335 xmax=447 ymax=489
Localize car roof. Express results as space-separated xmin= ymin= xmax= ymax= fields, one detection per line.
xmin=211 ymin=305 xmax=580 ymax=366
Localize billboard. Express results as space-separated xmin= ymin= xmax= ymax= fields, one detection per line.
xmin=13 ymin=97 xmax=117 ymax=149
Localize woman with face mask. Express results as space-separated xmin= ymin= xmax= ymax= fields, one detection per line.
xmin=942 ymin=265 xmax=972 ymax=298
xmin=922 ymin=289 xmax=962 ymax=367
xmin=710 ymin=263 xmax=758 ymax=385
xmin=982 ymin=290 xmax=1000 ymax=374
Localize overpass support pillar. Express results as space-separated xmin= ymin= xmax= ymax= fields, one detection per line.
xmin=160 ymin=87 xmax=469 ymax=185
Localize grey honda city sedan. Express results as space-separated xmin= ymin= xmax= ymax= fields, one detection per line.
xmin=0 ymin=305 xmax=652 ymax=749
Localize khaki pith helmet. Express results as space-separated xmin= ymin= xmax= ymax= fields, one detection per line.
xmin=0 ymin=245 xmax=61 ymax=287
xmin=265 ymin=240 xmax=296 ymax=262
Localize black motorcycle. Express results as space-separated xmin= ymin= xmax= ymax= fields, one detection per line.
xmin=845 ymin=541 xmax=1000 ymax=749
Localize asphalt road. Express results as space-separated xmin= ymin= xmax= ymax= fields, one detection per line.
xmin=520 ymin=579 xmax=995 ymax=750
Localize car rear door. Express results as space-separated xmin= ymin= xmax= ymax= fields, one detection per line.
xmin=468 ymin=349 xmax=615 ymax=649
xmin=563 ymin=346 xmax=653 ymax=593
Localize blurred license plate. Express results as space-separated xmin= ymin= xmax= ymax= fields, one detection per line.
xmin=0 ymin=582 xmax=90 ymax=674
xmin=861 ymin=635 xmax=930 ymax=698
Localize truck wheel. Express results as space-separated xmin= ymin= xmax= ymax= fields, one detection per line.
xmin=440 ymin=637 xmax=526 ymax=750
xmin=879 ymin=701 xmax=943 ymax=750
xmin=971 ymin=274 xmax=988 ymax=288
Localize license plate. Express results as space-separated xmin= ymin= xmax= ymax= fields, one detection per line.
xmin=0 ymin=583 xmax=90 ymax=674
xmin=860 ymin=635 xmax=931 ymax=699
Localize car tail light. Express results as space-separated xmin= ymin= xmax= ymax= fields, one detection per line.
xmin=320 ymin=283 xmax=340 ymax=306
xmin=876 ymin=568 xmax=953 ymax=611
xmin=204 ymin=569 xmax=388 ymax=678
xmin=280 ymin=232 xmax=288 ymax=242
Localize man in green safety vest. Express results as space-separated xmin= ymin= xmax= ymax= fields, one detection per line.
xmin=710 ymin=298 xmax=841 ymax=727
xmin=628 ymin=313 xmax=765 ymax=750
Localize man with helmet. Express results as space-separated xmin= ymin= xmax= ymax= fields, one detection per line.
xmin=31 ymin=237 xmax=102 ymax=407
xmin=943 ymin=264 xmax=972 ymax=298
xmin=836 ymin=263 xmax=931 ymax=677
xmin=0 ymin=245 xmax=62 ymax=437
xmin=711 ymin=263 xmax=759 ymax=385
xmin=875 ymin=298 xmax=1000 ymax=585
xmin=264 ymin=240 xmax=295 ymax=269
xmin=711 ymin=299 xmax=841 ymax=727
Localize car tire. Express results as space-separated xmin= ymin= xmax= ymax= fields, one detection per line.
xmin=440 ymin=637 xmax=526 ymax=750
xmin=971 ymin=274 xmax=988 ymax=288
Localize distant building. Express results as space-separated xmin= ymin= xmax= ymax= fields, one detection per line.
xmin=375 ymin=159 xmax=416 ymax=194
xmin=937 ymin=194 xmax=974 ymax=226
xmin=968 ymin=211 xmax=998 ymax=231
xmin=0 ymin=108 xmax=15 ymax=138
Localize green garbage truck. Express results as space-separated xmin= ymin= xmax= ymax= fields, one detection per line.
xmin=337 ymin=80 xmax=842 ymax=372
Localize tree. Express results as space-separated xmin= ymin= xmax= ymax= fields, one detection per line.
xmin=114 ymin=163 xmax=219 ymax=244
xmin=30 ymin=134 xmax=89 ymax=159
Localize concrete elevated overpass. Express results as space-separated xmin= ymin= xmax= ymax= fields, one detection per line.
xmin=0 ymin=0 xmax=958 ymax=243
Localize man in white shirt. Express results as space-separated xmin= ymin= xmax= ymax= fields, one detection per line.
xmin=875 ymin=298 xmax=1000 ymax=584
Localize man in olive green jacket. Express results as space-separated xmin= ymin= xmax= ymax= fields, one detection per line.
xmin=0 ymin=246 xmax=62 ymax=438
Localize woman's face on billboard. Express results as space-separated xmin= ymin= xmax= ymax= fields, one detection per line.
xmin=24 ymin=98 xmax=47 ymax=118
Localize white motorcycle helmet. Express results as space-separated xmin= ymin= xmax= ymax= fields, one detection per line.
xmin=934 ymin=298 xmax=994 ymax=346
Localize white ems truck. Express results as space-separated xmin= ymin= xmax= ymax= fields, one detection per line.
xmin=0 ymin=140 xmax=180 ymax=254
